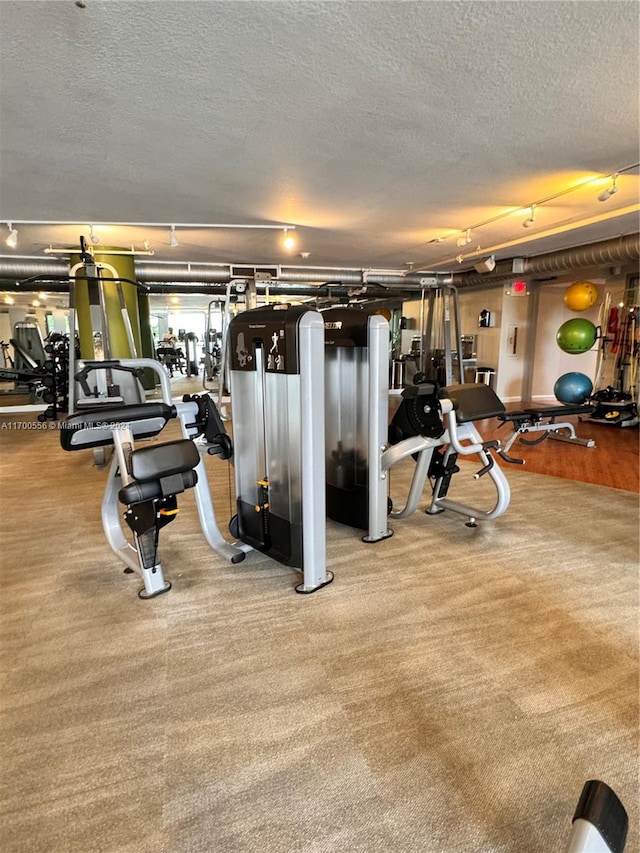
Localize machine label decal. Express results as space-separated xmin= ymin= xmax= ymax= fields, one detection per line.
xmin=235 ymin=331 xmax=252 ymax=367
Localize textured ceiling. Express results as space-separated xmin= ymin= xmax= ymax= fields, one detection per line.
xmin=0 ymin=0 xmax=638 ymax=275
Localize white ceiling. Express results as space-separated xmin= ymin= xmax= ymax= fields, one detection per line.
xmin=0 ymin=0 xmax=638 ymax=276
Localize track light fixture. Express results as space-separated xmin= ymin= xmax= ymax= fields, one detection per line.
xmin=597 ymin=173 xmax=619 ymax=202
xmin=473 ymin=255 xmax=496 ymax=274
xmin=169 ymin=225 xmax=179 ymax=248
xmin=522 ymin=204 xmax=537 ymax=228
xmin=5 ymin=222 xmax=18 ymax=248
xmin=456 ymin=229 xmax=472 ymax=248
xmin=283 ymin=228 xmax=296 ymax=250
xmin=89 ymin=224 xmax=101 ymax=245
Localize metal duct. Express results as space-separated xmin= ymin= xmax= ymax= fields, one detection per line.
xmin=454 ymin=232 xmax=640 ymax=287
xmin=0 ymin=258 xmax=69 ymax=280
xmin=525 ymin=232 xmax=639 ymax=274
xmin=133 ymin=263 xmax=445 ymax=288
xmin=0 ymin=256 xmax=448 ymax=292
xmin=1 ymin=232 xmax=636 ymax=292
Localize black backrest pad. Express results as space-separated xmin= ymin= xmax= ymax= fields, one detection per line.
xmin=441 ymin=383 xmax=506 ymax=423
xmin=130 ymin=439 xmax=200 ymax=483
xmin=61 ymin=403 xmax=175 ymax=450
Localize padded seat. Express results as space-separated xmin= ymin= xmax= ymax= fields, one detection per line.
xmin=441 ymin=383 xmax=506 ymax=423
xmin=61 ymin=403 xmax=176 ymax=450
xmin=118 ymin=439 xmax=200 ymax=505
xmin=498 ymin=404 xmax=593 ymax=424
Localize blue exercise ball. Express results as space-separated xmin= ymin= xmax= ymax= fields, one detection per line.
xmin=554 ymin=372 xmax=593 ymax=405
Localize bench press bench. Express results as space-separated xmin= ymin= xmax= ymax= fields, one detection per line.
xmin=497 ymin=404 xmax=595 ymax=463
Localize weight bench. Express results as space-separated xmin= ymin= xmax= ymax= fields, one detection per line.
xmin=497 ymin=404 xmax=595 ymax=463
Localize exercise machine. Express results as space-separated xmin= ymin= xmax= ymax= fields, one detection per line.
xmin=183 ymin=332 xmax=200 ymax=377
xmin=413 ymin=282 xmax=465 ymax=387
xmin=203 ymin=299 xmax=223 ymax=390
xmin=323 ymin=307 xmax=514 ymax=540
xmin=566 ymin=779 xmax=628 ymax=853
xmin=61 ymin=358 xmax=244 ymax=598
xmin=324 ymin=306 xmax=393 ymax=539
xmin=228 ymin=304 xmax=333 ymax=593
xmin=391 ymin=381 xmax=512 ymax=528
xmin=68 ymin=237 xmax=148 ymax=413
xmin=217 ymin=279 xmax=258 ymax=413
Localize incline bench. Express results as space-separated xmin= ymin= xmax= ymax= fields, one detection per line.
xmin=497 ymin=403 xmax=595 ymax=463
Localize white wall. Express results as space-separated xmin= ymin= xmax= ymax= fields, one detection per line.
xmin=459 ymin=288 xmax=503 ymax=372
xmin=401 ymin=266 xmax=635 ymax=404
xmin=496 ymin=289 xmax=531 ymax=402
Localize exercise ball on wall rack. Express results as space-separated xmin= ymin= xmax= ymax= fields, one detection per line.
xmin=563 ymin=281 xmax=599 ymax=312
xmin=556 ymin=318 xmax=598 ymax=354
xmin=554 ymin=372 xmax=593 ymax=405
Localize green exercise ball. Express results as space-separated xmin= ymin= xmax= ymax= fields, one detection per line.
xmin=563 ymin=281 xmax=599 ymax=312
xmin=556 ymin=318 xmax=598 ymax=354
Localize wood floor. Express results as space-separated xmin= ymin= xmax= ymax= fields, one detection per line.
xmin=478 ymin=408 xmax=639 ymax=493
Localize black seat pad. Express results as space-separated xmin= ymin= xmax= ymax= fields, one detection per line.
xmin=119 ymin=469 xmax=198 ymax=505
xmin=61 ymin=403 xmax=175 ymax=450
xmin=499 ymin=404 xmax=592 ymax=424
xmin=117 ymin=440 xmax=200 ymax=505
xmin=441 ymin=383 xmax=506 ymax=423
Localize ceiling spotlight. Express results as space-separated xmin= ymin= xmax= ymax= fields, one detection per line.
xmin=89 ymin=224 xmax=101 ymax=245
xmin=5 ymin=222 xmax=18 ymax=249
xmin=522 ymin=204 xmax=537 ymax=228
xmin=597 ymin=173 xmax=619 ymax=202
xmin=455 ymin=254 xmax=464 ymax=264
xmin=169 ymin=225 xmax=179 ymax=248
xmin=283 ymin=228 xmax=296 ymax=250
xmin=456 ymin=229 xmax=472 ymax=248
xmin=4 ymin=295 xmax=15 ymax=305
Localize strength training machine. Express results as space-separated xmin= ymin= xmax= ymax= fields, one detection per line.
xmin=61 ymin=358 xmax=244 ymax=598
xmin=323 ymin=307 xmax=515 ymax=541
xmin=227 ymin=304 xmax=333 ymax=594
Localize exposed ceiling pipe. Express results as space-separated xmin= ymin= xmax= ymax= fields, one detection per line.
xmin=0 ymin=257 xmax=449 ymax=291
xmin=525 ymin=232 xmax=639 ymax=273
xmin=1 ymin=232 xmax=636 ymax=292
xmin=0 ymin=258 xmax=69 ymax=280
xmin=453 ymin=232 xmax=639 ymax=287
xmin=133 ymin=263 xmax=446 ymax=288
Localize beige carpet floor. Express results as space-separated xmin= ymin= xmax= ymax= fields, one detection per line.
xmin=0 ymin=415 xmax=638 ymax=853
